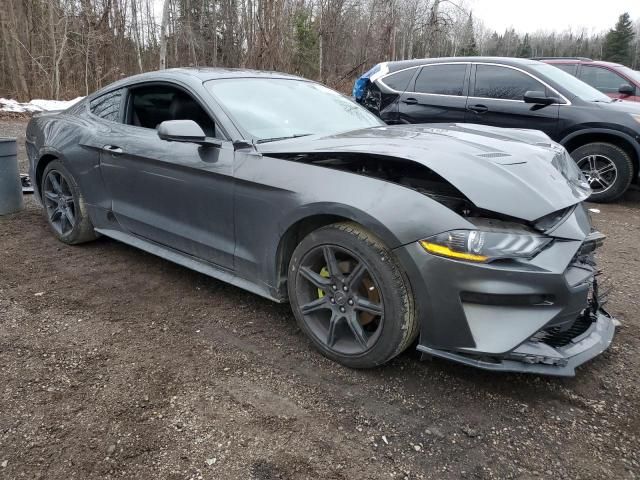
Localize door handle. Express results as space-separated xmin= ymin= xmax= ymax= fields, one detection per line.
xmin=402 ymin=97 xmax=418 ymax=105
xmin=467 ymin=104 xmax=489 ymax=114
xmin=102 ymin=145 xmax=123 ymax=155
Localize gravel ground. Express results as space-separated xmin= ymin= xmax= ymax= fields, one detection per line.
xmin=1 ymin=117 xmax=639 ymax=480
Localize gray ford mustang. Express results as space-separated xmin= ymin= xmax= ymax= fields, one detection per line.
xmin=26 ymin=68 xmax=617 ymax=376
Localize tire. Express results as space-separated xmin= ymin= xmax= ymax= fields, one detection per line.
xmin=570 ymin=142 xmax=633 ymax=203
xmin=287 ymin=222 xmax=418 ymax=368
xmin=41 ymin=160 xmax=98 ymax=244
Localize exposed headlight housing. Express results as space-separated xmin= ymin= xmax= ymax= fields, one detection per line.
xmin=420 ymin=229 xmax=552 ymax=263
xmin=551 ymin=150 xmax=591 ymax=194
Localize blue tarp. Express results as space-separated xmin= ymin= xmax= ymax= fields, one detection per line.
xmin=352 ymin=63 xmax=382 ymax=101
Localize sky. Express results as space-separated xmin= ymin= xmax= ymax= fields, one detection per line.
xmin=469 ymin=0 xmax=640 ymax=34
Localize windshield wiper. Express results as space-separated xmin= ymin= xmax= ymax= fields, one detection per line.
xmin=256 ymin=133 xmax=312 ymax=144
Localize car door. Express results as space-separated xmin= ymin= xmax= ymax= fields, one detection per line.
xmin=466 ymin=64 xmax=560 ymax=138
xmin=96 ymin=83 xmax=236 ymax=269
xmin=578 ymin=64 xmax=637 ymax=101
xmin=374 ymin=67 xmax=418 ymax=123
xmin=398 ymin=63 xmax=470 ymax=123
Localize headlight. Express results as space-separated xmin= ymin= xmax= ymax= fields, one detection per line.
xmin=420 ymin=230 xmax=552 ymax=263
xmin=552 ymin=150 xmax=591 ymax=194
xmin=631 ymin=113 xmax=640 ymax=125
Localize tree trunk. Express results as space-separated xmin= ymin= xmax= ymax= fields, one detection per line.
xmin=54 ymin=17 xmax=68 ymax=100
xmin=159 ymin=0 xmax=170 ymax=69
xmin=48 ymin=1 xmax=58 ymax=98
xmin=6 ymin=0 xmax=29 ymax=99
xmin=131 ymin=0 xmax=144 ymax=73
xmin=425 ymin=0 xmax=440 ymax=58
xmin=318 ymin=2 xmax=324 ymax=82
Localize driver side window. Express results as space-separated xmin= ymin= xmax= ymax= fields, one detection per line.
xmin=125 ymin=85 xmax=218 ymax=138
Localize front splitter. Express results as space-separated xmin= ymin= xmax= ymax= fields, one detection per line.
xmin=416 ymin=310 xmax=617 ymax=377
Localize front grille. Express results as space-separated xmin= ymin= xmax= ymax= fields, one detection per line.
xmin=531 ymin=314 xmax=594 ymax=348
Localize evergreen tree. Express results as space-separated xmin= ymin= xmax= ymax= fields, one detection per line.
xmin=459 ymin=13 xmax=478 ymax=56
xmin=292 ymin=10 xmax=319 ymax=79
xmin=603 ymin=12 xmax=635 ymax=65
xmin=517 ymin=34 xmax=532 ymax=58
xmin=484 ymin=32 xmax=500 ymax=56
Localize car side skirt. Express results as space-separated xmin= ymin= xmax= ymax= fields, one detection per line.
xmin=94 ymin=228 xmax=282 ymax=303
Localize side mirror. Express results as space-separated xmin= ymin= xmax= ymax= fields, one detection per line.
xmin=157 ymin=120 xmax=221 ymax=147
xmin=523 ymin=90 xmax=557 ymax=105
xmin=619 ymin=83 xmax=634 ymax=96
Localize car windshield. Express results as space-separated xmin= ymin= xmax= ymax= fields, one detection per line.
xmin=205 ymin=78 xmax=384 ymax=141
xmin=619 ymin=66 xmax=640 ymax=84
xmin=530 ymin=63 xmax=612 ymax=103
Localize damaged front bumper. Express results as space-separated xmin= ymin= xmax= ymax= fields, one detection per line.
xmin=416 ymin=307 xmax=617 ymax=377
xmin=394 ymin=203 xmax=618 ymax=377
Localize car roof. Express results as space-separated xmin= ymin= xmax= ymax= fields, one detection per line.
xmin=383 ymin=56 xmax=541 ymax=73
xmin=539 ymin=58 xmax=625 ymax=68
xmin=164 ymin=67 xmax=304 ymax=81
xmin=126 ymin=67 xmax=304 ymax=82
xmin=88 ymin=67 xmax=308 ymax=99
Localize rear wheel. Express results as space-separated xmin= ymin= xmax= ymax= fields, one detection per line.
xmin=41 ymin=160 xmax=98 ymax=244
xmin=570 ymin=142 xmax=633 ymax=203
xmin=287 ymin=222 xmax=418 ymax=368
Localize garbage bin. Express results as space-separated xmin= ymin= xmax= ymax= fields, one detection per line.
xmin=0 ymin=138 xmax=23 ymax=215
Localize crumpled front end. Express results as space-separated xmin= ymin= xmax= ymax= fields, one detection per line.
xmin=416 ymin=278 xmax=616 ymax=377
xmin=394 ymin=203 xmax=618 ymax=377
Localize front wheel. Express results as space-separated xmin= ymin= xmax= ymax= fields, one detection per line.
xmin=570 ymin=142 xmax=633 ymax=203
xmin=287 ymin=222 xmax=418 ymax=368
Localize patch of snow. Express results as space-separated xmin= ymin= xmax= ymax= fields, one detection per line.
xmin=0 ymin=97 xmax=83 ymax=113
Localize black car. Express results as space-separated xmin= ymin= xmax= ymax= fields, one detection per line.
xmin=26 ymin=68 xmax=615 ymax=376
xmin=353 ymin=57 xmax=640 ymax=202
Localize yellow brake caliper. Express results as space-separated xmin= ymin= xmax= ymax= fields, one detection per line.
xmin=318 ymin=266 xmax=330 ymax=298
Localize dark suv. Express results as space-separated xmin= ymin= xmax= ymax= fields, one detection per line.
xmin=353 ymin=57 xmax=640 ymax=202
xmin=537 ymin=57 xmax=640 ymax=102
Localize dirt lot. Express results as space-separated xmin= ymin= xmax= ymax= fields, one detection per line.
xmin=1 ymin=117 xmax=639 ymax=480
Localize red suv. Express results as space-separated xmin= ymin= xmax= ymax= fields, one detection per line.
xmin=537 ymin=57 xmax=640 ymax=102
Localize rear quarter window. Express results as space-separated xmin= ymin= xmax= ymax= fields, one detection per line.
xmin=380 ymin=68 xmax=416 ymax=92
xmin=89 ymin=89 xmax=123 ymax=122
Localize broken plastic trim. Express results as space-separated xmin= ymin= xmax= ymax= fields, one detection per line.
xmin=417 ymin=309 xmax=616 ymax=377
xmin=419 ymin=277 xmax=616 ymax=377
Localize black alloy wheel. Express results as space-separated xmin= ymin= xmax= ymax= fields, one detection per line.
xmin=41 ymin=160 xmax=98 ymax=244
xmin=570 ymin=142 xmax=633 ymax=202
xmin=288 ymin=222 xmax=418 ymax=368
xmin=43 ymin=169 xmax=77 ymax=236
xmin=295 ymin=244 xmax=385 ymax=355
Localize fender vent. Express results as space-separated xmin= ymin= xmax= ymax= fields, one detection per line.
xmin=476 ymin=152 xmax=512 ymax=158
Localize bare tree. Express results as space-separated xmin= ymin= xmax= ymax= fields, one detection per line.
xmin=0 ymin=0 xmax=627 ymax=100
xmin=160 ymin=0 xmax=171 ymax=69
xmin=131 ymin=0 xmax=144 ymax=72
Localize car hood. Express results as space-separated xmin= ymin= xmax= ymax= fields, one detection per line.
xmin=589 ymin=98 xmax=640 ymax=114
xmin=257 ymin=123 xmax=590 ymax=221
